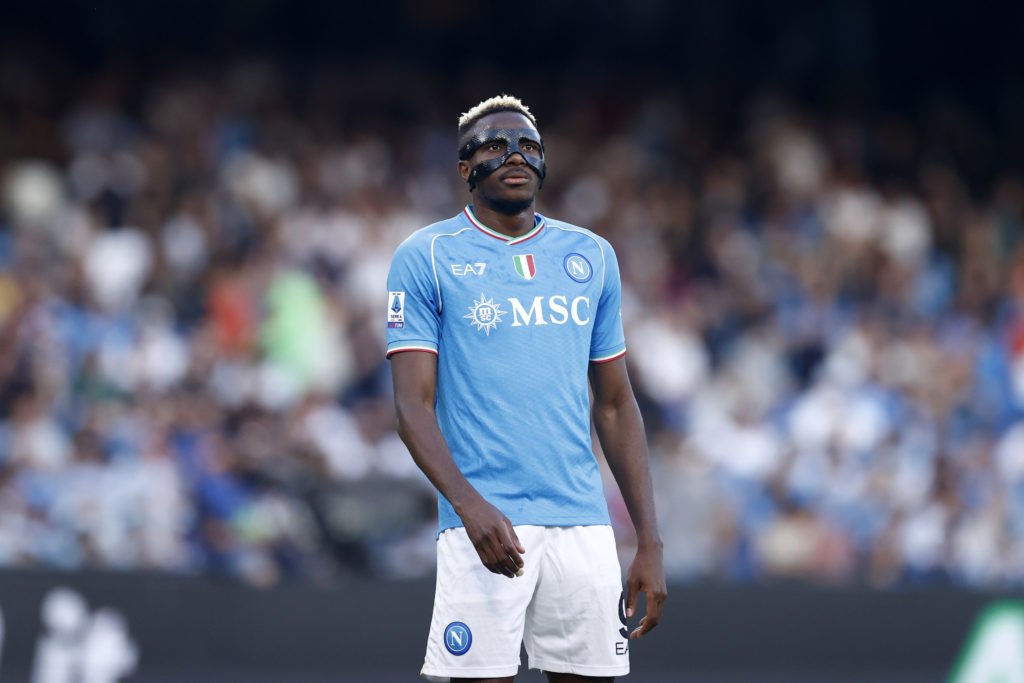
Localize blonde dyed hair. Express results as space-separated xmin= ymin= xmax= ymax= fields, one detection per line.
xmin=457 ymin=94 xmax=538 ymax=137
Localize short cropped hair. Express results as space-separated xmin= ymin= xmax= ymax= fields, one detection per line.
xmin=457 ymin=95 xmax=538 ymax=139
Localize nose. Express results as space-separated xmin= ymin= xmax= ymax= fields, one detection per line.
xmin=504 ymin=150 xmax=527 ymax=165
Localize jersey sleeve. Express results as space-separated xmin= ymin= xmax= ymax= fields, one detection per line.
xmin=386 ymin=234 xmax=440 ymax=357
xmin=590 ymin=239 xmax=627 ymax=363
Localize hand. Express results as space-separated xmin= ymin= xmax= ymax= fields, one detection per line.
xmin=459 ymin=498 xmax=526 ymax=578
xmin=624 ymin=543 xmax=667 ymax=638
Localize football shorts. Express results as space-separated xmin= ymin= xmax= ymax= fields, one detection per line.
xmin=420 ymin=524 xmax=630 ymax=679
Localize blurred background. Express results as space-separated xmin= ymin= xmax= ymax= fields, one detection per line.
xmin=1 ymin=0 xmax=1023 ymax=680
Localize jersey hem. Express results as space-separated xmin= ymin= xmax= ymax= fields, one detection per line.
xmin=437 ymin=519 xmax=611 ymax=537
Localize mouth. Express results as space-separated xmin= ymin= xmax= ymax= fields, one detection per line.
xmin=500 ymin=171 xmax=533 ymax=186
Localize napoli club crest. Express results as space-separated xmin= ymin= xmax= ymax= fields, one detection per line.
xmin=444 ymin=621 xmax=472 ymax=655
xmin=563 ymin=253 xmax=593 ymax=283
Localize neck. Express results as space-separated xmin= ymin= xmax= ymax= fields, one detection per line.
xmin=470 ymin=197 xmax=536 ymax=238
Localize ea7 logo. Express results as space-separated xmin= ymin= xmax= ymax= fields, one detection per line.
xmin=452 ymin=263 xmax=487 ymax=276
xmin=509 ymin=296 xmax=590 ymax=326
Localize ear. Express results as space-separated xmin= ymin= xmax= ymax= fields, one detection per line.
xmin=458 ymin=160 xmax=471 ymax=182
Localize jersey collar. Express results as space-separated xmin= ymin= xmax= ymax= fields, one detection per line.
xmin=463 ymin=205 xmax=546 ymax=246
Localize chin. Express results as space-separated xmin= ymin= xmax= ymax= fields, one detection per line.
xmin=479 ymin=187 xmax=536 ymax=215
xmin=480 ymin=194 xmax=534 ymax=216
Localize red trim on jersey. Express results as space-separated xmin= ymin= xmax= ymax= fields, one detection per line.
xmin=590 ymin=349 xmax=627 ymax=364
xmin=386 ymin=347 xmax=439 ymax=358
xmin=463 ymin=206 xmax=546 ymax=245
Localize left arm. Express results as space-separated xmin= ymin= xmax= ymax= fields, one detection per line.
xmin=590 ymin=356 xmax=667 ymax=639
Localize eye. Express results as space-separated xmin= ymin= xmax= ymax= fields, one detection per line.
xmin=487 ymin=141 xmax=505 ymax=152
xmin=520 ymin=141 xmax=538 ymax=152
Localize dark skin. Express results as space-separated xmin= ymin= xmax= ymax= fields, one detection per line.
xmin=392 ymin=110 xmax=667 ymax=683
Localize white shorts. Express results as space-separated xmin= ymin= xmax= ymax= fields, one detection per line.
xmin=421 ymin=524 xmax=630 ymax=680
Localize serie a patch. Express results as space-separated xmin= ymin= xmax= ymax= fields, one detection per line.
xmin=388 ymin=291 xmax=405 ymax=328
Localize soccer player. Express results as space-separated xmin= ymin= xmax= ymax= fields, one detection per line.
xmin=387 ymin=94 xmax=666 ymax=682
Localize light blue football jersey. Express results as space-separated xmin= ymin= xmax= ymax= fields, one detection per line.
xmin=386 ymin=206 xmax=627 ymax=534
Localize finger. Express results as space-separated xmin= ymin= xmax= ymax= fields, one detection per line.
xmin=630 ymin=616 xmax=654 ymax=639
xmin=487 ymin=551 xmax=514 ymax=577
xmin=477 ymin=528 xmax=522 ymax=577
xmin=647 ymin=589 xmax=666 ymax=624
xmin=630 ymin=590 xmax=665 ymax=639
xmin=486 ymin=556 xmax=514 ymax=577
xmin=476 ymin=543 xmax=511 ymax=577
xmin=500 ymin=522 xmax=524 ymax=570
xmin=480 ymin=555 xmax=500 ymax=575
xmin=508 ymin=522 xmax=526 ymax=555
xmin=488 ymin=537 xmax=518 ymax=577
xmin=499 ymin=546 xmax=520 ymax=577
xmin=625 ymin=579 xmax=639 ymax=619
xmin=504 ymin=521 xmax=525 ymax=565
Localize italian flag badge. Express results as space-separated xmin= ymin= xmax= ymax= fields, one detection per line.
xmin=513 ymin=254 xmax=536 ymax=280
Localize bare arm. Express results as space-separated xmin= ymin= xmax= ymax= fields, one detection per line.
xmin=589 ymin=356 xmax=667 ymax=638
xmin=391 ymin=350 xmax=525 ymax=577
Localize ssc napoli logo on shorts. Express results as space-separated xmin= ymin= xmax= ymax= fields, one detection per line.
xmin=444 ymin=621 xmax=472 ymax=656
xmin=563 ymin=253 xmax=593 ymax=283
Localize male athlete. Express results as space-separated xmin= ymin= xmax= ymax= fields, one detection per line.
xmin=387 ymin=95 xmax=666 ymax=682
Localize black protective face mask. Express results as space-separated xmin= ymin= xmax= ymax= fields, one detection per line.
xmin=458 ymin=128 xmax=547 ymax=192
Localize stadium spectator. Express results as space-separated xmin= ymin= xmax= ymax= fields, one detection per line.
xmin=0 ymin=56 xmax=1022 ymax=589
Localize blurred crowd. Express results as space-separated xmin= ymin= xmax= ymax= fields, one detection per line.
xmin=1 ymin=56 xmax=1023 ymax=589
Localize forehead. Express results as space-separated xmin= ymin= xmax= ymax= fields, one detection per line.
xmin=470 ymin=111 xmax=538 ymax=137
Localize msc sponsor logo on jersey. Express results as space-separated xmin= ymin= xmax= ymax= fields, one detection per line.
xmin=510 ymin=296 xmax=590 ymax=326
xmin=387 ymin=291 xmax=405 ymax=328
xmin=563 ymin=253 xmax=593 ymax=283
xmin=464 ymin=294 xmax=505 ymax=335
xmin=465 ymin=293 xmax=591 ymax=334
xmin=444 ymin=621 xmax=472 ymax=656
xmin=451 ymin=262 xmax=487 ymax=276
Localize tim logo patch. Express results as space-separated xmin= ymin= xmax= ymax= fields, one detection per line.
xmin=444 ymin=621 xmax=472 ymax=656
xmin=388 ymin=291 xmax=405 ymax=328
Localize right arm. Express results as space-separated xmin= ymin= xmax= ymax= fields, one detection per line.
xmin=391 ymin=350 xmax=525 ymax=577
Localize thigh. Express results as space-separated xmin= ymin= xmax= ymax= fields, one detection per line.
xmin=524 ymin=526 xmax=629 ymax=678
xmin=421 ymin=526 xmax=543 ymax=680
